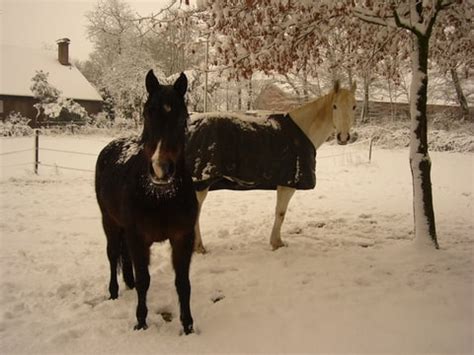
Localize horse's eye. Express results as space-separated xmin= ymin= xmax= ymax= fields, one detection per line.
xmin=333 ymin=105 xmax=337 ymax=110
xmin=353 ymin=105 xmax=356 ymax=110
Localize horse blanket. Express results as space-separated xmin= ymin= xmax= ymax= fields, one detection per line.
xmin=186 ymin=112 xmax=316 ymax=191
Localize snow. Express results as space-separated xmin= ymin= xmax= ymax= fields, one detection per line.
xmin=0 ymin=134 xmax=473 ymax=353
xmin=191 ymin=111 xmax=282 ymax=131
xmin=354 ymin=124 xmax=474 ymax=153
xmin=0 ymin=44 xmax=102 ymax=101
xmin=117 ymin=136 xmax=143 ymax=165
xmin=200 ymin=162 xmax=214 ymax=181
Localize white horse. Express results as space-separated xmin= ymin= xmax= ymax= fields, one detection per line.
xmin=190 ymin=81 xmax=357 ymax=253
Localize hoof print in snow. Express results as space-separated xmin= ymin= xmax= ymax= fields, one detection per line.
xmin=160 ymin=312 xmax=173 ymax=323
xmin=290 ymin=227 xmax=303 ymax=234
xmin=211 ymin=290 xmax=225 ymax=303
xmin=84 ymin=296 xmax=107 ymax=308
xmin=308 ymin=221 xmax=326 ymax=228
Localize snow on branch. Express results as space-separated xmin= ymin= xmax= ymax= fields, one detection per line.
xmin=355 ymin=0 xmax=457 ymax=37
xmin=353 ymin=6 xmax=397 ymax=28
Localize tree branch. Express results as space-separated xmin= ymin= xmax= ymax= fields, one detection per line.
xmin=393 ymin=7 xmax=423 ymax=37
xmin=353 ymin=6 xmax=396 ymax=28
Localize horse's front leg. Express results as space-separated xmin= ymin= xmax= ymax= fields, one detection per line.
xmin=128 ymin=232 xmax=151 ymax=330
xmin=270 ymin=186 xmax=296 ymax=250
xmin=194 ymin=188 xmax=209 ymax=254
xmin=102 ymin=216 xmax=121 ymax=299
xmin=170 ymin=232 xmax=195 ymax=335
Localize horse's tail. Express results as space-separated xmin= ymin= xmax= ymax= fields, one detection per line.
xmin=119 ymin=235 xmax=135 ymax=290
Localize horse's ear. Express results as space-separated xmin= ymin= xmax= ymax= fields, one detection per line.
xmin=146 ymin=70 xmax=160 ymax=94
xmin=333 ymin=80 xmax=340 ymax=93
xmin=351 ymin=81 xmax=357 ymax=93
xmin=174 ymin=72 xmax=188 ymax=97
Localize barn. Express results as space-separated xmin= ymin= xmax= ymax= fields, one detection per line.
xmin=0 ymin=38 xmax=103 ymax=126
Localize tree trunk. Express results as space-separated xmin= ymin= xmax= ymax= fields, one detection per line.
xmin=409 ymin=35 xmax=439 ymax=249
xmin=347 ymin=67 xmax=353 ymax=87
xmin=315 ymin=72 xmax=322 ymax=97
xmin=302 ymin=59 xmax=309 ymax=102
xmin=450 ymin=67 xmax=469 ymax=120
xmin=226 ymin=82 xmax=229 ymax=111
xmin=237 ymin=86 xmax=242 ymax=111
xmin=361 ymin=72 xmax=370 ymax=123
xmin=387 ymin=78 xmax=395 ymax=122
xmin=247 ymin=77 xmax=253 ymax=111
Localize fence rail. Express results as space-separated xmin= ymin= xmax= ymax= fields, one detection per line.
xmin=38 ymin=163 xmax=95 ymax=173
xmin=1 ymin=130 xmax=99 ymax=175
xmin=40 ymin=147 xmax=98 ymax=156
xmin=1 ymin=161 xmax=35 ymax=168
xmin=0 ymin=148 xmax=34 ymax=156
xmin=1 ymin=130 xmax=374 ymax=176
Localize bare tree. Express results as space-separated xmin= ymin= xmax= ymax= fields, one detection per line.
xmin=430 ymin=2 xmax=473 ymax=119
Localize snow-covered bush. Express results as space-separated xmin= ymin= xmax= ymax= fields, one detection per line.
xmin=112 ymin=114 xmax=140 ymax=132
xmin=30 ymin=71 xmax=90 ymax=123
xmin=429 ymin=129 xmax=474 ymax=152
xmin=87 ymin=112 xmax=112 ymax=129
xmin=0 ymin=112 xmax=34 ymax=136
xmin=41 ymin=97 xmax=89 ymax=122
xmin=355 ymin=120 xmax=474 ymax=153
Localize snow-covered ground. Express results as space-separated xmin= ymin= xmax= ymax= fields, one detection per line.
xmin=0 ymin=135 xmax=472 ymax=354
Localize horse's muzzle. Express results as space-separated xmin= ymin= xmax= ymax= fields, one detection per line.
xmin=150 ymin=161 xmax=175 ymax=185
xmin=337 ymin=132 xmax=350 ymax=145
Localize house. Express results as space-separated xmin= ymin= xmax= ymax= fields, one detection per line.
xmin=0 ymin=39 xmax=103 ymax=126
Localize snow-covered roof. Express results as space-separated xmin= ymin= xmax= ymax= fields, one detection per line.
xmin=0 ymin=45 xmax=102 ymax=102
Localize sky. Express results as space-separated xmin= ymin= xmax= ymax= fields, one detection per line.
xmin=0 ymin=0 xmax=175 ymax=62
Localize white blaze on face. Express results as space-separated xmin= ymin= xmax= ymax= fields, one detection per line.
xmin=151 ymin=141 xmax=164 ymax=179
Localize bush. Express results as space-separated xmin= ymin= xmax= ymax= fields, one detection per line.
xmin=31 ymin=70 xmax=90 ymax=124
xmin=87 ymin=112 xmax=112 ymax=129
xmin=355 ymin=120 xmax=474 ymax=152
xmin=0 ymin=112 xmax=34 ymax=136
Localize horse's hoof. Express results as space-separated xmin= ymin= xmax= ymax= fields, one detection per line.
xmin=182 ymin=324 xmax=194 ymax=335
xmin=194 ymin=244 xmax=207 ymax=254
xmin=271 ymin=240 xmax=287 ymax=250
xmin=133 ymin=322 xmax=148 ymax=331
xmin=109 ymin=294 xmax=118 ymax=300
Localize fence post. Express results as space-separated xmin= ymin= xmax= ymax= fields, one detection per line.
xmin=34 ymin=129 xmax=40 ymax=174
xmin=368 ymin=137 xmax=373 ymax=163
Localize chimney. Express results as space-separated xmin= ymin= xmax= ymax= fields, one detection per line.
xmin=56 ymin=38 xmax=70 ymax=65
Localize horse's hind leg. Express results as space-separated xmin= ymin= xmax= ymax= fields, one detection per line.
xmin=102 ymin=216 xmax=121 ymax=299
xmin=194 ymin=187 xmax=209 ymax=254
xmin=170 ymin=233 xmax=194 ymax=335
xmin=270 ymin=186 xmax=296 ymax=250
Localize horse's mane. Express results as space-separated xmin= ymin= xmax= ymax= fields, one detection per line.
xmin=290 ymin=90 xmax=335 ymax=119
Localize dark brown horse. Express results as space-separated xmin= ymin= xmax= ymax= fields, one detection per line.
xmin=95 ymin=70 xmax=197 ymax=334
